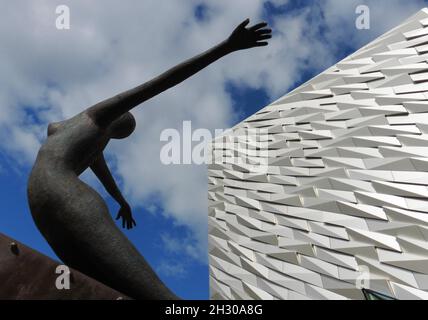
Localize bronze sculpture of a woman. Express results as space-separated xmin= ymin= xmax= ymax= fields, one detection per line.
xmin=27 ymin=19 xmax=272 ymax=299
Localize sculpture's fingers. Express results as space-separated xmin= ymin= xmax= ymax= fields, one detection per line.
xmin=249 ymin=22 xmax=267 ymax=31
xmin=238 ymin=18 xmax=250 ymax=28
xmin=257 ymin=34 xmax=272 ymax=41
xmin=256 ymin=29 xmax=272 ymax=35
xmin=255 ymin=41 xmax=269 ymax=47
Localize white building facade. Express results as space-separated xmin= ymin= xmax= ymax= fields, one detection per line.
xmin=208 ymin=9 xmax=428 ymax=300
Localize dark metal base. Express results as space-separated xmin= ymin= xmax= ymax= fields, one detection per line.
xmin=0 ymin=233 xmax=129 ymax=300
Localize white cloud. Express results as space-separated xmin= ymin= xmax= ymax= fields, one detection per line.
xmin=156 ymin=260 xmax=188 ymax=279
xmin=322 ymin=0 xmax=426 ymax=48
xmin=161 ymin=233 xmax=202 ymax=262
xmin=1 ymin=0 xmax=427 ymax=264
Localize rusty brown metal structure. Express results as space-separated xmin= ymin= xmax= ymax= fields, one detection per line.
xmin=0 ymin=233 xmax=129 ymax=300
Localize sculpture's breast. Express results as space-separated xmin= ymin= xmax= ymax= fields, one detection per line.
xmin=39 ymin=113 xmax=109 ymax=175
xmin=47 ymin=122 xmax=62 ymax=137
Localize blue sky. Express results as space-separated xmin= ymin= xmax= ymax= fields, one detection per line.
xmin=1 ymin=0 xmax=428 ymax=300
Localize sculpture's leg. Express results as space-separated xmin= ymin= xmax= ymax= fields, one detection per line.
xmin=34 ymin=177 xmax=178 ymax=300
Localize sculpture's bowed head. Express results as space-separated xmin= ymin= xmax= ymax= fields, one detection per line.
xmin=108 ymin=112 xmax=136 ymax=139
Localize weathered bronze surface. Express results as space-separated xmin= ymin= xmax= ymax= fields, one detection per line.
xmin=26 ymin=19 xmax=271 ymax=299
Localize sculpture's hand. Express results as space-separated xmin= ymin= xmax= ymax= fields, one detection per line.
xmin=226 ymin=18 xmax=272 ymax=51
xmin=116 ymin=202 xmax=137 ymax=230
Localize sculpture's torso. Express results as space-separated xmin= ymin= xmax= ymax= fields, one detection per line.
xmin=25 ymin=110 xmax=179 ymax=300
xmin=27 ymin=112 xmax=110 ymax=221
xmin=36 ymin=112 xmax=109 ymax=175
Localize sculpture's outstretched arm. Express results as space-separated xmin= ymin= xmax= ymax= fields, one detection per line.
xmin=87 ymin=19 xmax=272 ymax=126
xmin=90 ymin=153 xmax=136 ymax=229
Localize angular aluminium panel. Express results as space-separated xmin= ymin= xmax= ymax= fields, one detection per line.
xmin=208 ymin=9 xmax=428 ymax=300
